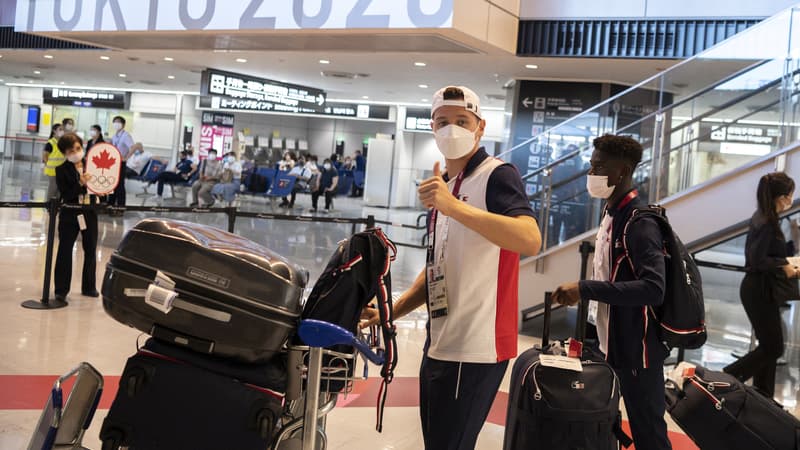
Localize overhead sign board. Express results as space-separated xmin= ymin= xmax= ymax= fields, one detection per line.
xmin=43 ymin=88 xmax=129 ymax=109
xmin=16 ymin=0 xmax=453 ymax=32
xmin=404 ymin=108 xmax=432 ymax=131
xmin=201 ymin=69 xmax=326 ymax=114
xmin=201 ymin=111 xmax=235 ymax=127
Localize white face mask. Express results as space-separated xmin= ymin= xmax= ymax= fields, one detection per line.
xmin=323 ymin=163 xmax=332 ymax=170
xmin=434 ymin=124 xmax=477 ymax=159
xmin=586 ymin=175 xmax=616 ymax=199
xmin=56 ymin=130 xmax=64 ymax=138
xmin=89 ymin=130 xmax=97 ymax=138
xmin=113 ymin=122 xmax=122 ymax=131
xmin=64 ymin=124 xmax=74 ymax=132
xmin=67 ymin=151 xmax=84 ymax=164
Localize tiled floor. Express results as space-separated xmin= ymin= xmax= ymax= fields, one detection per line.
xmin=0 ymin=159 xmax=796 ymax=449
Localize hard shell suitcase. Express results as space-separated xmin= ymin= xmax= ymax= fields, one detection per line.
xmin=503 ymin=294 xmax=629 ymax=450
xmin=665 ymin=364 xmax=800 ymax=450
xmin=99 ymin=339 xmax=285 ymax=450
xmin=102 ymin=219 xmax=308 ymax=363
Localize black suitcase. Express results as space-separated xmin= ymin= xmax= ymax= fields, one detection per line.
xmin=503 ymin=294 xmax=629 ymax=450
xmin=100 ymin=339 xmax=285 ymax=450
xmin=665 ymin=365 xmax=800 ymax=450
xmin=102 ymin=219 xmax=308 ymax=363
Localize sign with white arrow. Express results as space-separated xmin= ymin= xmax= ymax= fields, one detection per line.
xmin=522 ymin=97 xmax=533 ymax=108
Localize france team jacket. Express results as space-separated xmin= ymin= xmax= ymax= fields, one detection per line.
xmin=579 ymin=190 xmax=670 ymax=369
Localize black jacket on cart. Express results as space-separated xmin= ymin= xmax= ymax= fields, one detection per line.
xmin=579 ymin=189 xmax=670 ymax=369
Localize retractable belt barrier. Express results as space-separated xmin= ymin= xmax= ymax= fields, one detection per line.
xmin=373 ymin=213 xmax=428 ymax=249
xmin=3 ymin=200 xmax=377 ymax=310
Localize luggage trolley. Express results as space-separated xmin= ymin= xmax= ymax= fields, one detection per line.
xmin=273 ymin=319 xmax=385 ymax=450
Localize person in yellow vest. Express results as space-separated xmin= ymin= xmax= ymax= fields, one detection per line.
xmin=43 ymin=123 xmax=66 ymax=200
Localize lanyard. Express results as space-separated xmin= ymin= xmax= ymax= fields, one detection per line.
xmin=427 ymin=171 xmax=465 ymax=265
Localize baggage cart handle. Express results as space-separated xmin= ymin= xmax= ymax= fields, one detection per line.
xmin=298 ymin=319 xmax=385 ymax=365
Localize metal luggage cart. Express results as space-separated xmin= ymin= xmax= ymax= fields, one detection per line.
xmin=27 ymin=362 xmax=104 ymax=450
xmin=272 ymin=319 xmax=385 ymax=450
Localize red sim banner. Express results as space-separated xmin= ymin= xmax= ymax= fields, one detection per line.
xmin=85 ymin=143 xmax=122 ymax=195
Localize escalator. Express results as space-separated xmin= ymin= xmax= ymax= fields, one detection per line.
xmin=503 ymin=6 xmax=800 ymax=321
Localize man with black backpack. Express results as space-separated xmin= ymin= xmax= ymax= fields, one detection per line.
xmin=553 ymin=134 xmax=673 ymax=450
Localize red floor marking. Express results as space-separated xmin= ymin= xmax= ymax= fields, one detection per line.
xmin=0 ymin=374 xmax=698 ymax=449
xmin=0 ymin=375 xmax=121 ymax=410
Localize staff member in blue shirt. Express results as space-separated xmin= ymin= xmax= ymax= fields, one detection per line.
xmin=108 ymin=116 xmax=134 ymax=214
xmin=553 ymin=134 xmax=671 ymax=450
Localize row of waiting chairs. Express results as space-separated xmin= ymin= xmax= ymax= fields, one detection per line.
xmin=239 ymin=168 xmax=365 ymax=198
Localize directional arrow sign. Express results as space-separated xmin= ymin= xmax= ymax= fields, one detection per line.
xmin=317 ymin=94 xmax=326 ymax=106
xmin=522 ymin=97 xmax=533 ymax=108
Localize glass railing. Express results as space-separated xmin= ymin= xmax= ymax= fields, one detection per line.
xmin=500 ymin=6 xmax=800 ymax=252
xmin=0 ymin=135 xmax=51 ymax=203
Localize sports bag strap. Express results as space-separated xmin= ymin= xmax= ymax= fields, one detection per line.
xmin=613 ymin=413 xmax=634 ymax=448
xmin=370 ymin=228 xmax=397 ymax=432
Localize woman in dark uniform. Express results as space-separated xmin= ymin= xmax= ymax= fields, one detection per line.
xmin=724 ymin=172 xmax=797 ymax=397
xmin=53 ymin=133 xmax=99 ymax=303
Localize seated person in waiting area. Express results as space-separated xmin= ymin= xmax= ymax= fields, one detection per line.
xmin=280 ymin=156 xmax=313 ymax=208
xmin=190 ymin=149 xmax=222 ymax=207
xmin=211 ymin=151 xmax=243 ymax=206
xmin=124 ymin=143 xmax=152 ymax=178
xmin=152 ymin=150 xmax=196 ymax=201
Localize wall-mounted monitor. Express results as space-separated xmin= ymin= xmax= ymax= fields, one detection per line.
xmin=297 ymin=140 xmax=308 ymax=151
xmin=26 ymin=106 xmax=40 ymax=133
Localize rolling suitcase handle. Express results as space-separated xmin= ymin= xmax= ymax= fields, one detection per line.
xmin=542 ymin=292 xmax=553 ymax=347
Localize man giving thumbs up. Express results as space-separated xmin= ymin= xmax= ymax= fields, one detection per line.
xmin=363 ymin=86 xmax=541 ymax=450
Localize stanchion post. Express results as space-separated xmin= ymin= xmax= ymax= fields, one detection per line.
xmin=22 ymin=199 xmax=68 ymax=310
xmin=226 ymin=206 xmax=237 ymax=233
xmin=366 ymin=215 xmax=375 ymax=230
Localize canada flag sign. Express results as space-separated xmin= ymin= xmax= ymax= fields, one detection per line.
xmin=85 ymin=143 xmax=122 ymax=195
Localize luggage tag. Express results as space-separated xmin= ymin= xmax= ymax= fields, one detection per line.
xmin=145 ymin=271 xmax=178 ymax=314
xmin=77 ymin=214 xmax=87 ymax=231
xmin=427 ymin=262 xmax=448 ymax=318
xmin=539 ymin=354 xmax=583 ymax=372
xmin=567 ymin=338 xmax=583 ymax=359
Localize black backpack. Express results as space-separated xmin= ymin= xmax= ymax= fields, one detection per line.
xmin=299 ymin=228 xmax=397 ymax=431
xmin=623 ymin=206 xmax=707 ymax=350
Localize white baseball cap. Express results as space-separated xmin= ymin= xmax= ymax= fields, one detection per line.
xmin=431 ymin=86 xmax=482 ymax=119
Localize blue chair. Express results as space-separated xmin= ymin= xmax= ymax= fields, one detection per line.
xmin=256 ymin=168 xmax=277 ymax=196
xmin=353 ymin=170 xmax=365 ymax=189
xmin=136 ymin=159 xmax=166 ymax=196
xmin=268 ymin=172 xmax=297 ymax=198
xmin=337 ymin=174 xmax=354 ymax=196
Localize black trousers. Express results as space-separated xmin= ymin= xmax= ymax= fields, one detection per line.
xmin=156 ymin=172 xmax=186 ymax=196
xmin=616 ymin=367 xmax=672 ymax=450
xmin=724 ymin=273 xmax=784 ymax=397
xmin=108 ymin=164 xmax=126 ymax=207
xmin=54 ymin=211 xmax=98 ymax=296
xmin=311 ymin=190 xmax=334 ymax=210
xmin=419 ymin=355 xmax=508 ymax=450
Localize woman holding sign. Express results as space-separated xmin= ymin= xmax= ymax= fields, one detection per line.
xmin=54 ymin=133 xmax=99 ymax=304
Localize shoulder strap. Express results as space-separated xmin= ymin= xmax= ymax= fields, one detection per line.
xmin=369 ymin=228 xmax=398 ymax=433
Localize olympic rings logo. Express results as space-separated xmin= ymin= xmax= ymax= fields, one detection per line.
xmin=88 ymin=174 xmax=117 ymax=188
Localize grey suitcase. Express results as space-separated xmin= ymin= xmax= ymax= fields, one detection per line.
xmin=102 ymin=219 xmax=308 ymax=362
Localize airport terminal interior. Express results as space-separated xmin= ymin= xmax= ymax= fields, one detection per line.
xmin=1 ymin=0 xmax=800 ymax=449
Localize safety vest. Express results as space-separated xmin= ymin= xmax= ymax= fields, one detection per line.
xmin=44 ymin=137 xmax=65 ymax=177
